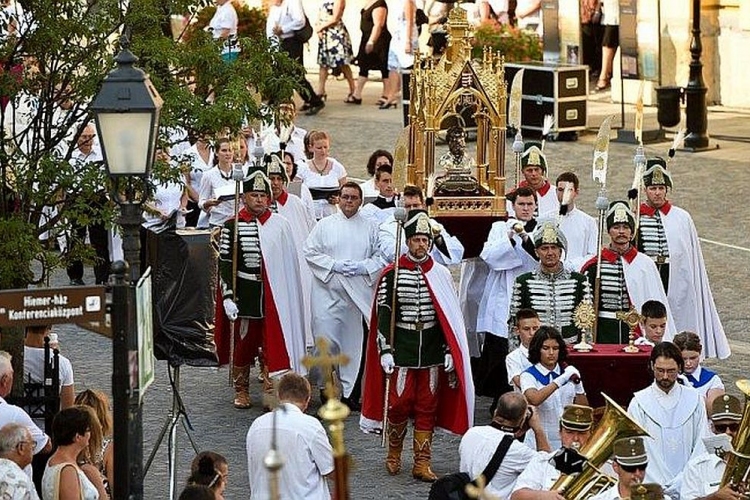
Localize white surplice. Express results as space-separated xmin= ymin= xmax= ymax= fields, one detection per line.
xmin=303 ymin=211 xmax=385 ymax=397
xmin=378 ymin=214 xmax=464 ymax=265
xmin=477 ymin=220 xmax=537 ymax=338
xmin=627 ymin=382 xmax=710 ymax=497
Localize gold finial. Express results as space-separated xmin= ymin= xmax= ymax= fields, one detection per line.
xmin=302 ymin=337 xmax=350 ymax=402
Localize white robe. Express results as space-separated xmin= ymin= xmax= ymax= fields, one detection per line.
xmin=378 ymin=214 xmax=464 ymax=265
xmin=303 ymin=211 xmax=384 ymax=397
xmin=275 ymin=191 xmax=315 ymax=347
xmin=477 ymin=220 xmax=537 ymax=338
xmin=659 ymin=204 xmax=730 ymax=359
xmin=627 ymin=382 xmax=710 ymax=498
xmin=458 ymin=258 xmax=490 ymax=356
xmin=258 ymin=212 xmax=308 ymax=374
xmin=621 ymin=250 xmax=678 ymax=340
xmin=541 ymin=206 xmax=598 ymax=272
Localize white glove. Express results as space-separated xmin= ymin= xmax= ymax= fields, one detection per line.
xmin=223 ymin=298 xmax=239 ymax=321
xmin=348 ymin=261 xmax=368 ymax=276
xmin=380 ymin=353 xmax=395 ymax=374
xmin=332 ymin=260 xmax=349 ymax=274
xmin=553 ymin=366 xmax=580 ymax=387
xmin=444 ymin=353 xmax=454 ymax=373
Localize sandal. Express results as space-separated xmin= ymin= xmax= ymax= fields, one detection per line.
xmin=375 ymin=95 xmax=388 ymax=106
xmin=595 ymin=77 xmax=611 ymax=91
xmin=344 ymin=94 xmax=362 ymax=105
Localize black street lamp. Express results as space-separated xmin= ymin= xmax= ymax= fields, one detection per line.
xmin=683 ymin=0 xmax=710 ymax=150
xmin=91 ymin=39 xmax=162 ymax=499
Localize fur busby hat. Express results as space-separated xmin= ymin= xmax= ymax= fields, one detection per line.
xmin=642 ymin=157 xmax=673 ymax=189
xmin=242 ymin=166 xmax=272 ymax=195
xmin=521 ymin=141 xmax=547 ymax=173
xmin=403 ymin=209 xmax=433 ymax=241
xmin=533 ymin=220 xmax=568 ymax=252
xmin=606 ymin=201 xmax=636 ymax=231
xmin=265 ymin=152 xmax=289 ymax=183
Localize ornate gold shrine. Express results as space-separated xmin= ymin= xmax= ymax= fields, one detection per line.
xmin=394 ymin=7 xmax=508 ymax=218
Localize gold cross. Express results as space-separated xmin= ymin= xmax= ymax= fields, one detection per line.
xmin=302 ymin=337 xmax=350 ymax=401
xmin=465 ymin=475 xmax=500 ymax=500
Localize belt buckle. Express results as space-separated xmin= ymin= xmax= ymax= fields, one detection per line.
xmin=656 ymin=256 xmax=666 ymax=265
xmin=414 ymin=321 xmax=424 ymax=331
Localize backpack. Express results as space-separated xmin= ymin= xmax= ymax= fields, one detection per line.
xmin=427 ymin=435 xmax=514 ymax=500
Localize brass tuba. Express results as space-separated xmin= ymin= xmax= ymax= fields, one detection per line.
xmin=720 ymin=379 xmax=750 ymax=493
xmin=552 ymin=393 xmax=651 ymax=500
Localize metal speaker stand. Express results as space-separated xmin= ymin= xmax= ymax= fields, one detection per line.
xmin=144 ymin=364 xmax=199 ymax=500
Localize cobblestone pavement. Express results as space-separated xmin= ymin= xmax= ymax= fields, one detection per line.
xmin=44 ymin=75 xmax=750 ymax=499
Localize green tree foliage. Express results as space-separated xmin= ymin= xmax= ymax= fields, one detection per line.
xmin=0 ymin=0 xmax=302 ymax=289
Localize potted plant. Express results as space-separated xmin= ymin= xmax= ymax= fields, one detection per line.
xmin=471 ymin=22 xmax=543 ymax=62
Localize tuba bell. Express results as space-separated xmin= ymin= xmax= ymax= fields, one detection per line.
xmin=552 ymin=393 xmax=651 ymax=500
xmin=720 ymin=379 xmax=750 ymax=494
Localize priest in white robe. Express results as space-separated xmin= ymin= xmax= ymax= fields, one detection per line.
xmin=627 ymin=342 xmax=710 ymax=499
xmin=540 ymin=172 xmax=598 ymax=272
xmin=303 ymin=182 xmax=385 ymax=409
xmin=636 ymin=158 xmax=730 ymax=359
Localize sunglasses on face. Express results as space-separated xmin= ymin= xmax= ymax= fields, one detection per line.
xmin=619 ymin=463 xmax=647 ymax=473
xmin=714 ymin=423 xmax=740 ymax=433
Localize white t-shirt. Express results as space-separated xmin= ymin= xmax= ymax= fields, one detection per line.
xmin=209 ymin=2 xmax=239 ymax=54
xmin=459 ymin=426 xmax=537 ymax=498
xmin=23 ymin=346 xmax=75 ymax=430
xmin=511 ymin=451 xmax=560 ymax=493
xmin=246 ymin=403 xmax=334 ymax=500
xmin=0 ymin=397 xmax=50 ymax=477
xmin=505 ymin=345 xmax=531 ymax=390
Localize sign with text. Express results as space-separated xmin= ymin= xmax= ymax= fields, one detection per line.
xmin=0 ymin=286 xmax=106 ymax=328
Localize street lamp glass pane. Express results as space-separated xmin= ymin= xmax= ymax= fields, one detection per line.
xmin=97 ymin=112 xmax=154 ymax=175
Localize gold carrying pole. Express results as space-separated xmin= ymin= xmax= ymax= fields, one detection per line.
xmin=303 ymin=338 xmax=351 ymax=500
xmin=229 ymin=163 xmax=242 ymax=383
xmin=382 ymin=209 xmax=406 ymax=447
xmin=720 ymin=379 xmax=750 ymax=493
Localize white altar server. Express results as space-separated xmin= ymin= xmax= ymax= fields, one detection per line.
xmin=303 ymin=182 xmax=384 ymax=409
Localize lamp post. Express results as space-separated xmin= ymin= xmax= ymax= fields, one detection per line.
xmin=683 ymin=0 xmax=710 ymax=150
xmin=91 ymin=38 xmax=162 ymax=499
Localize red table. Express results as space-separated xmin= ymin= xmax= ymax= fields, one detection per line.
xmin=568 ymin=344 xmax=653 ymax=409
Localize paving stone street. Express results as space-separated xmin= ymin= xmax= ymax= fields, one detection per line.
xmin=42 ymin=75 xmax=750 ymax=499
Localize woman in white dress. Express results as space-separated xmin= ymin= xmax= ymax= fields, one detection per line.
xmin=296 ymin=130 xmax=347 ymax=220
xmin=42 ymin=406 xmax=105 ymax=500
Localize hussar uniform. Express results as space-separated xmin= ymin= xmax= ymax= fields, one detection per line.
xmin=361 ymin=210 xmax=474 ymax=483
xmin=581 ymin=201 xmax=676 ymax=344
xmin=637 ymin=158 xmax=729 ymax=359
xmin=510 ymin=221 xmax=592 ymax=343
xmin=216 ymin=167 xmax=306 ymax=409
xmin=507 ymin=142 xmax=560 ymax=217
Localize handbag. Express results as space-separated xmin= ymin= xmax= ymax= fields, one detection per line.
xmin=293 ymin=15 xmax=313 ymax=43
xmin=428 ymin=435 xmax=514 ymax=500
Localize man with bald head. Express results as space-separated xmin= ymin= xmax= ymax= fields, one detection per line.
xmin=459 ymin=392 xmax=551 ymax=498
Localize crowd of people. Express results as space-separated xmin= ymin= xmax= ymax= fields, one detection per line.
xmin=8 ymin=86 xmax=734 ymax=497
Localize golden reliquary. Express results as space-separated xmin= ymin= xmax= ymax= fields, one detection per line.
xmin=394 ymin=7 xmax=508 ymax=221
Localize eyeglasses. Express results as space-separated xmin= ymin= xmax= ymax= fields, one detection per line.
xmin=619 ymin=463 xmax=647 ymax=473
xmin=714 ymin=422 xmax=740 ymax=433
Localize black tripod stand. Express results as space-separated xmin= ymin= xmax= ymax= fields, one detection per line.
xmin=144 ymin=364 xmax=199 ymax=500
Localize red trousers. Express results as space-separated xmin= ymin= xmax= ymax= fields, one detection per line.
xmin=388 ymin=366 xmax=440 ymax=431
